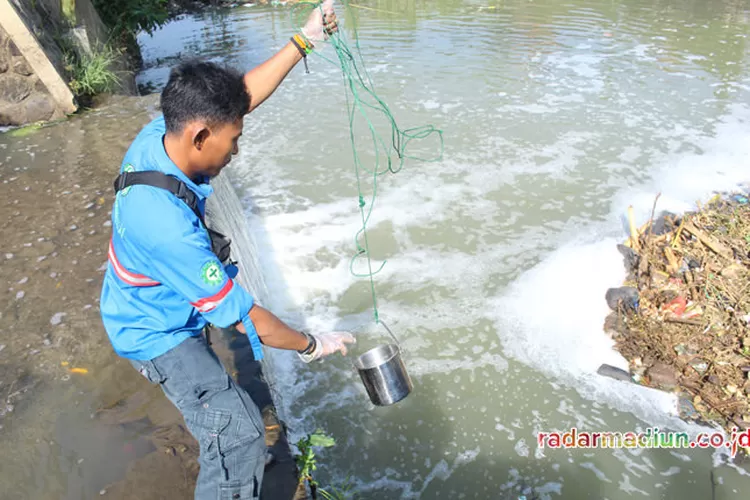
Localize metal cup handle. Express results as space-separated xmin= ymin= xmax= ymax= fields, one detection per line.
xmin=378 ymin=320 xmax=402 ymax=349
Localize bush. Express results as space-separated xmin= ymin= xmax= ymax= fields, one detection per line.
xmin=92 ymin=0 xmax=170 ymax=36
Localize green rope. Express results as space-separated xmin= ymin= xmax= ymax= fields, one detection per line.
xmin=291 ymin=1 xmax=444 ymax=323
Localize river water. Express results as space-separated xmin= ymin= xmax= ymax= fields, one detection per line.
xmin=3 ymin=0 xmax=750 ymax=498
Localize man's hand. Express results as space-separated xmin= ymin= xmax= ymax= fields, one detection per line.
xmin=301 ymin=0 xmax=339 ymax=46
xmin=298 ymin=331 xmax=356 ymax=363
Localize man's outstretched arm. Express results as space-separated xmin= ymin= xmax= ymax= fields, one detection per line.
xmin=244 ymin=43 xmax=305 ymax=112
xmin=243 ymin=0 xmax=337 ymax=112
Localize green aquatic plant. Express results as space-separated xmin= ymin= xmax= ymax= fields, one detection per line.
xmin=295 ymin=430 xmax=358 ymax=499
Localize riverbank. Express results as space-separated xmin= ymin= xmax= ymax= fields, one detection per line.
xmin=602 ymin=191 xmax=750 ymax=455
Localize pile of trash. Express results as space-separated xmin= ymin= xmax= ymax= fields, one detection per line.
xmin=602 ymin=192 xmax=750 ymax=442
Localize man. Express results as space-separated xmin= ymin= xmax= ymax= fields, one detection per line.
xmin=99 ymin=1 xmax=355 ymax=498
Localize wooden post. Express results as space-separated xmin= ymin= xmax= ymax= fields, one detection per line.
xmin=628 ymin=205 xmax=640 ymax=251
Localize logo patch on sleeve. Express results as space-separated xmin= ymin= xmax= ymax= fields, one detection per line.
xmin=201 ymin=261 xmax=224 ymax=286
xmin=120 ymin=164 xmax=135 ymax=196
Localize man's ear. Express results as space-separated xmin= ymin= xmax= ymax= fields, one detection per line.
xmin=191 ymin=124 xmax=211 ymax=151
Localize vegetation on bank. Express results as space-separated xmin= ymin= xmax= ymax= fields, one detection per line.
xmin=61 ymin=43 xmax=122 ymax=104
xmin=58 ymin=1 xmax=303 ymax=104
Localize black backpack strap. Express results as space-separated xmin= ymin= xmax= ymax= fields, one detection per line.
xmin=114 ymin=171 xmax=203 ymax=222
xmin=113 ymin=170 xmax=234 ymax=264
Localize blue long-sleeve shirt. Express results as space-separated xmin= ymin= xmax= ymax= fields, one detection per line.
xmin=100 ymin=116 xmax=263 ymax=361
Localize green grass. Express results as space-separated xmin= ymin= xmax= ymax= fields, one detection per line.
xmin=64 ymin=45 xmax=121 ymax=98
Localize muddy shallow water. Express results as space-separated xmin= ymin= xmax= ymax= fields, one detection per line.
xmin=0 ymin=95 xmax=202 ymax=499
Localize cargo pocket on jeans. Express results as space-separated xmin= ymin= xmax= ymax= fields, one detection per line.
xmin=187 ymin=403 xmax=261 ymax=482
xmin=187 ymin=408 xmax=231 ymax=462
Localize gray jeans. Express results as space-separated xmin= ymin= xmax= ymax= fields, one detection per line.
xmin=130 ymin=334 xmax=266 ymax=500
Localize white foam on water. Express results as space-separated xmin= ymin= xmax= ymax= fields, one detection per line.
xmin=350 ymin=446 xmax=481 ymax=500
xmin=619 ymin=473 xmax=649 ymax=496
xmin=660 ymin=466 xmax=681 ymax=477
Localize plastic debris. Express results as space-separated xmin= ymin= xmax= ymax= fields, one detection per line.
xmin=50 ymin=312 xmax=66 ymax=325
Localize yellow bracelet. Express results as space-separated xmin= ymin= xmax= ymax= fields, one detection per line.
xmin=292 ymin=33 xmax=314 ymax=54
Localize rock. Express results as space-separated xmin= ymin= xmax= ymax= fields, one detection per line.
xmin=646 ymin=362 xmax=678 ymax=389
xmin=50 ymin=312 xmax=66 ymax=326
xmin=0 ymin=74 xmax=33 ymax=103
xmin=22 ymin=94 xmax=55 ymax=123
xmin=597 ymin=364 xmax=632 ymax=382
xmin=12 ymin=57 xmax=33 ymax=76
xmin=0 ymin=93 xmax=55 ymax=126
xmin=616 ymin=244 xmax=638 ymax=272
xmin=605 ymin=286 xmax=639 ymax=312
xmin=651 ymin=211 xmax=677 ymax=235
xmin=603 ymin=312 xmax=628 ymax=338
xmin=0 ymin=51 xmax=8 ymax=73
xmin=685 ymin=256 xmax=701 ymax=269
xmin=9 ymin=40 xmax=21 ymax=57
xmin=34 ymin=78 xmax=48 ymax=92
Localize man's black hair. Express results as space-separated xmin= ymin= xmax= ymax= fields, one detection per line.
xmin=161 ymin=60 xmax=250 ymax=133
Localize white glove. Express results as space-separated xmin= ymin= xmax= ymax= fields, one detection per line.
xmin=298 ymin=331 xmax=355 ymax=363
xmin=301 ymin=0 xmax=338 ymax=47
